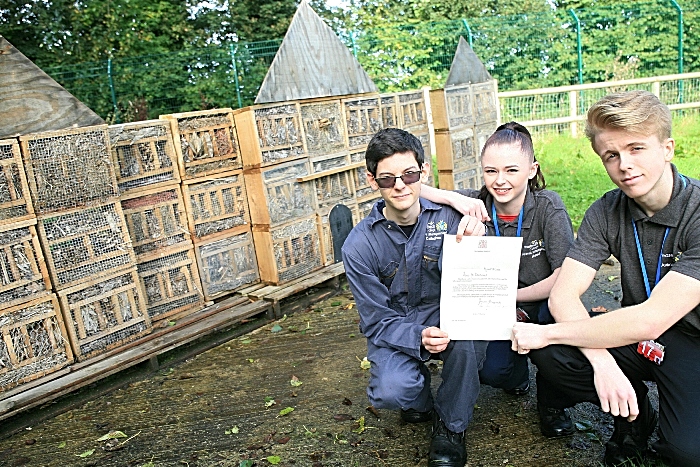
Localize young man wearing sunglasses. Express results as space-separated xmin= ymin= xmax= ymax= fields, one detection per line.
xmin=342 ymin=128 xmax=487 ymax=467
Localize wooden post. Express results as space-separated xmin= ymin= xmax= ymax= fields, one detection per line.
xmin=569 ymin=90 xmax=578 ymax=138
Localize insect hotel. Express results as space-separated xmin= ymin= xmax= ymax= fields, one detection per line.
xmin=0 ymin=1 xmax=498 ymax=425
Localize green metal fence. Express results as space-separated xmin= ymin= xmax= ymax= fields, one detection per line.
xmin=41 ymin=0 xmax=698 ymax=123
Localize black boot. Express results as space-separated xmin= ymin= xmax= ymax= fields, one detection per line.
xmin=604 ymin=396 xmax=658 ymax=466
xmin=400 ymin=408 xmax=434 ymax=423
xmin=428 ymin=414 xmax=466 ymax=467
xmin=538 ymin=404 xmax=575 ymax=438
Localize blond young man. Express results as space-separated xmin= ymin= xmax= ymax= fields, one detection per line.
xmin=511 ymin=90 xmax=700 ymax=466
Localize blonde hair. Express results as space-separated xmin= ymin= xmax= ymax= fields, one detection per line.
xmin=585 ymin=90 xmax=672 ymax=142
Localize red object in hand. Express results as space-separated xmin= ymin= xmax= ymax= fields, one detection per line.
xmin=637 ymin=340 xmax=665 ymax=365
xmin=516 ymin=307 xmax=530 ymax=323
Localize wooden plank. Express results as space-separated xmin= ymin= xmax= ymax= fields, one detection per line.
xmin=0 ymin=36 xmax=104 ymax=139
xmin=255 ymin=2 xmax=377 ymax=104
xmin=0 ymin=138 xmax=34 ymax=224
xmin=0 ymin=298 xmax=271 ymax=421
xmin=265 ymin=262 xmax=345 ymax=302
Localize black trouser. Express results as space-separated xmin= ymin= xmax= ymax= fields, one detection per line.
xmin=530 ymin=325 xmax=700 ymax=466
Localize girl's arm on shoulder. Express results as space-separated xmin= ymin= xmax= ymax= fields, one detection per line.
xmin=420 ymin=184 xmax=489 ymax=221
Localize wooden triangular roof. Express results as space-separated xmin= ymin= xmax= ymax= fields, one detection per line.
xmin=255 ymin=1 xmax=377 ymax=104
xmin=0 ymin=36 xmax=104 ymax=138
xmin=445 ymin=36 xmax=493 ymax=87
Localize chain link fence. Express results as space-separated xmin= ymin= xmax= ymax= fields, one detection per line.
xmin=41 ymin=0 xmax=698 ymax=123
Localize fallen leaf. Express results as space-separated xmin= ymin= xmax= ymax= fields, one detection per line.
xmin=239 ymin=461 xmax=254 ymax=467
xmin=96 ymin=430 xmax=127 ymax=441
xmin=225 ymin=426 xmax=240 ymax=435
xmin=271 ymin=324 xmax=283 ymax=333
xmin=366 ymin=405 xmax=381 ymax=419
xmin=333 ymin=413 xmax=354 ymax=421
xmin=331 ymin=301 xmax=342 ymax=306
xmin=341 ymin=303 xmax=355 ymax=310
xmin=591 ymin=306 xmax=608 ymax=313
xmin=76 ymin=449 xmax=95 ymax=458
xmin=290 ymin=375 xmax=303 ymax=387
xmin=278 ymin=407 xmax=294 ymax=417
xmin=265 ymin=397 xmax=277 ymax=408
xmin=607 ymin=275 xmax=618 ymax=281
xmin=58 ymin=441 xmax=66 ymax=448
xmin=359 ymin=357 xmax=371 ymax=370
xmin=241 ymin=339 xmax=252 ymax=344
xmin=342 ymin=397 xmax=353 ymax=406
xmin=277 ymin=436 xmax=291 ymax=444
xmin=267 ymin=455 xmax=281 ymax=465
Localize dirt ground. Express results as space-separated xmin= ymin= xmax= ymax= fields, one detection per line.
xmin=0 ymin=258 xmax=662 ymax=467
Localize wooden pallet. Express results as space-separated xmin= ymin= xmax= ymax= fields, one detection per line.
xmin=57 ymin=268 xmax=151 ymax=361
xmin=181 ymin=170 xmax=251 ymax=241
xmin=0 ymin=219 xmax=52 ymax=309
xmin=342 ymin=95 xmax=382 ymax=149
xmin=160 ymin=109 xmax=242 ymax=180
xmin=109 ymin=119 xmax=180 ymax=195
xmin=19 ymin=124 xmax=119 ymax=214
xmin=193 ymin=229 xmax=260 ymax=301
xmin=252 ymin=216 xmax=323 ymax=285
xmin=0 ymin=294 xmax=74 ymax=393
xmin=0 ymin=294 xmax=273 ymax=422
xmin=120 ymin=184 xmax=191 ymax=258
xmin=37 ymin=201 xmax=136 ymax=290
xmin=243 ymin=158 xmax=317 ymax=227
xmin=233 ymin=102 xmax=306 ymax=168
xmin=136 ymin=244 xmax=205 ymax=323
xmin=242 ymin=262 xmax=345 ymax=318
xmin=395 ymin=89 xmax=429 ymax=132
xmin=0 ymin=138 xmax=34 ymax=225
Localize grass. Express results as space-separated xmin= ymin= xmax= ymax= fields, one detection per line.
xmin=535 ymin=115 xmax=700 ymax=231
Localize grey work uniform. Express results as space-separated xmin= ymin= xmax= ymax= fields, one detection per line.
xmin=456 ymin=188 xmax=574 ymax=391
xmin=342 ymin=199 xmax=487 ymax=433
xmin=530 ymin=165 xmax=700 ymax=466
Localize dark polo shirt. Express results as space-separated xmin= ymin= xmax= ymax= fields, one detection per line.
xmin=569 ymin=164 xmax=700 ymax=335
xmin=457 ymin=188 xmax=574 ymax=315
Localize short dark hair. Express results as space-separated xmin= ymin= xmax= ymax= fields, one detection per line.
xmin=365 ymin=128 xmax=424 ymax=176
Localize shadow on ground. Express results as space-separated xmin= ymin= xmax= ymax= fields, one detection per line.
xmin=0 ymin=259 xmax=661 ymax=467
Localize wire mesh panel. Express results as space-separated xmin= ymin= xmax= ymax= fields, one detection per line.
xmin=314 ymin=171 xmax=355 ymax=212
xmin=58 ymin=268 xmax=151 ymax=361
xmin=37 ymin=201 xmax=136 ymax=290
xmin=161 ymin=109 xmax=241 ymax=180
xmin=109 ymin=120 xmax=180 ymax=195
xmin=342 ymin=96 xmax=382 ymax=149
xmin=120 ymin=186 xmax=190 ymax=258
xmin=0 ymin=139 xmax=34 ymax=224
xmin=435 ymin=128 xmax=478 ymax=172
xmin=353 ymin=166 xmax=374 ymax=200
xmin=243 ymin=159 xmax=317 ymax=227
xmin=349 ymin=148 xmax=366 ymax=165
xmin=395 ymin=90 xmax=428 ymax=132
xmin=19 ymin=125 xmax=119 ymax=214
xmin=379 ymin=95 xmax=399 ymax=128
xmin=430 ymin=84 xmax=476 ymax=132
xmin=357 ymin=193 xmax=381 ymax=220
xmin=252 ymin=216 xmax=322 ymax=285
xmin=0 ymin=220 xmax=52 ymax=309
xmin=136 ymin=245 xmax=204 ymax=322
xmin=472 ymin=81 xmax=499 ymax=124
xmin=310 ymin=152 xmax=351 ymax=174
xmin=0 ymin=294 xmax=74 ymax=392
xmin=234 ymin=103 xmax=305 ymax=167
xmin=194 ymin=230 xmax=259 ymax=301
xmin=299 ymin=99 xmax=347 ymax=158
xmin=182 ymin=171 xmax=250 ymax=241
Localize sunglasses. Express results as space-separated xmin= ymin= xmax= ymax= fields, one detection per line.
xmin=373 ymin=170 xmax=422 ymax=189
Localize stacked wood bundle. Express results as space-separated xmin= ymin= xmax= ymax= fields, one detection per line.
xmin=17 ymin=125 xmax=152 ymax=362
xmin=431 ymin=38 xmax=500 ymax=190
xmin=111 ymin=121 xmax=205 ymax=321
xmin=160 ymin=109 xmax=257 ymax=301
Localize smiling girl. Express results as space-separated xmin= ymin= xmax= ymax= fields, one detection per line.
xmin=422 ymin=121 xmax=576 ymax=438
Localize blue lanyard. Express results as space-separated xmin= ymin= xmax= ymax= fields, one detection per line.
xmin=492 ymin=203 xmax=523 ymax=237
xmin=631 ymin=174 xmax=687 ymax=298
